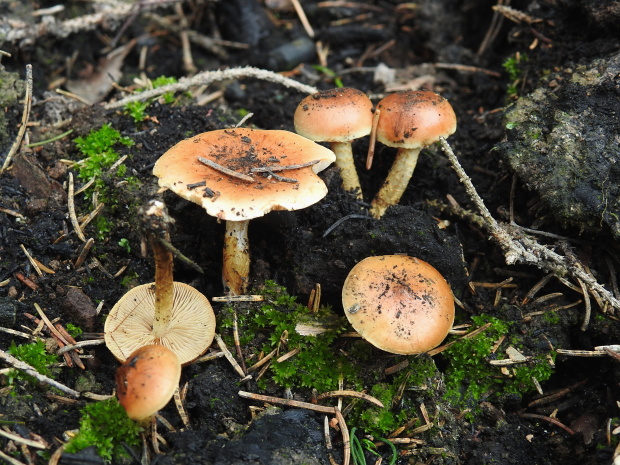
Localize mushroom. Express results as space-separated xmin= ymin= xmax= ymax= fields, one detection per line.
xmin=115 ymin=344 xmax=181 ymax=422
xmin=369 ymin=91 xmax=457 ymax=219
xmin=104 ymin=201 xmax=216 ymax=365
xmin=294 ymin=87 xmax=374 ymax=199
xmin=342 ymin=255 xmax=455 ymax=355
xmin=153 ymin=128 xmax=336 ymax=295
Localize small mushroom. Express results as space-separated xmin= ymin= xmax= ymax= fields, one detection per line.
xmin=115 ymin=344 xmax=181 ymax=422
xmin=153 ymin=128 xmax=335 ymax=295
xmin=342 ymin=255 xmax=455 ymax=355
xmin=369 ymin=91 xmax=457 ymax=219
xmin=104 ymin=201 xmax=216 ymax=365
xmin=294 ymin=87 xmax=374 ymax=199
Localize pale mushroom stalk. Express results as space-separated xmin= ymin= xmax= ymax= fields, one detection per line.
xmin=331 ymin=142 xmax=363 ymax=198
xmin=153 ymin=128 xmax=336 ymax=300
xmin=222 ymin=220 xmax=250 ymax=296
xmin=369 ymin=147 xmax=421 ymax=219
xmin=151 ymin=234 xmax=174 ymax=339
xmin=368 ymin=90 xmax=456 ymax=219
xmin=294 ymin=88 xmax=373 ymax=201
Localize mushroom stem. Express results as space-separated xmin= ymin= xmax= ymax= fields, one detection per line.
xmin=151 ymin=235 xmax=174 ymax=339
xmin=369 ymin=147 xmax=421 ymax=219
xmin=223 ymin=220 xmax=250 ymax=295
xmin=331 ymin=141 xmax=363 ymax=200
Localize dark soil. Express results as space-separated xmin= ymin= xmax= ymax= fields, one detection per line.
xmin=1 ymin=1 xmax=620 ymax=464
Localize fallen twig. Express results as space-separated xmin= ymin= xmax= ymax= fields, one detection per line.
xmin=316 ymin=390 xmax=384 ymax=408
xmin=238 ymin=391 xmax=350 ymax=465
xmin=439 ymin=137 xmax=620 ymax=313
xmin=67 ymin=173 xmax=86 ymax=242
xmin=0 ymin=348 xmax=80 ymax=397
xmin=105 ymin=67 xmax=318 ymax=109
xmin=518 ymin=412 xmax=575 ymax=435
xmin=198 ymin=157 xmax=255 ymax=182
xmin=0 ymin=429 xmax=48 ymax=449
xmin=57 ymin=339 xmax=105 ymax=354
xmin=214 ymin=334 xmax=250 ymax=380
xmin=1 ymin=64 xmax=32 ymax=174
xmin=1 ymin=2 xmax=177 ymax=43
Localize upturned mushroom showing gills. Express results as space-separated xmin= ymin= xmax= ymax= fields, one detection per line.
xmin=294 ymin=87 xmax=373 ymax=199
xmin=342 ymin=255 xmax=455 ymax=355
xmin=369 ymin=90 xmax=457 ymax=219
xmin=153 ymin=128 xmax=336 ymax=295
xmin=104 ymin=201 xmax=216 ymax=365
xmin=116 ymin=344 xmax=181 ymax=422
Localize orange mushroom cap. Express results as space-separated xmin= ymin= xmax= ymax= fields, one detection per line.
xmin=294 ymin=87 xmax=374 ymax=143
xmin=153 ymin=128 xmax=336 ymax=222
xmin=375 ymin=90 xmax=457 ymax=149
xmin=342 ymin=255 xmax=455 ymax=355
xmin=116 ymin=344 xmax=181 ymax=421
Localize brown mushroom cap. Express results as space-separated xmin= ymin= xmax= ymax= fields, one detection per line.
xmin=153 ymin=128 xmax=336 ymax=221
xmin=342 ymin=255 xmax=455 ymax=355
xmin=116 ymin=344 xmax=181 ymax=421
xmin=104 ymin=282 xmax=216 ymax=365
xmin=375 ymin=91 xmax=457 ymax=149
xmin=294 ymin=88 xmax=374 ymax=143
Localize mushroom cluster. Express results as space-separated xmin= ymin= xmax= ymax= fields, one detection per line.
xmin=153 ymin=127 xmax=335 ymax=295
xmin=342 ymin=255 xmax=455 ymax=355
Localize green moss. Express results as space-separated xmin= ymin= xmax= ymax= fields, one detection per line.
xmin=542 ymin=310 xmax=561 ymax=324
xmin=74 ymin=124 xmax=134 ymax=180
xmin=503 ymin=53 xmax=528 ymax=98
xmin=348 ymin=357 xmax=438 ymax=438
xmin=71 ymin=124 xmax=143 ymax=242
xmin=220 ymin=281 xmax=358 ymax=393
xmin=65 ymin=397 xmax=142 ymax=462
xmin=65 ymin=323 xmax=83 ymax=339
xmin=94 ymin=215 xmax=112 ymax=241
xmin=442 ymin=315 xmax=555 ymax=417
xmin=120 ymin=271 xmax=140 ymax=288
xmin=124 ymin=75 xmax=179 ymax=122
xmin=354 ymin=380 xmax=409 ymax=437
xmin=7 ymin=340 xmax=58 ymax=386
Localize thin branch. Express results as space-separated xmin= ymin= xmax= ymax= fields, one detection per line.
xmin=57 ymin=339 xmax=105 ymax=354
xmin=260 ymin=171 xmax=298 ymax=183
xmin=2 ymin=1 xmax=180 ymax=43
xmin=67 ymin=173 xmax=86 ymax=242
xmin=0 ymin=348 xmax=80 ymax=397
xmin=290 ymin=0 xmax=315 ymax=38
xmin=519 ymin=412 xmax=575 ymax=435
xmin=158 ymin=236 xmax=204 ymax=273
xmin=439 ymin=137 xmax=620 ymax=313
xmin=315 ymin=390 xmax=384 ymax=408
xmin=105 ymin=67 xmax=318 ymax=109
xmin=238 ymin=390 xmax=336 ymax=414
xmin=198 ymin=157 xmax=255 ymax=182
xmin=250 ymin=160 xmax=320 ymax=173
xmin=214 ymin=334 xmax=250 ymax=380
xmin=1 ymin=64 xmax=32 ymax=173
